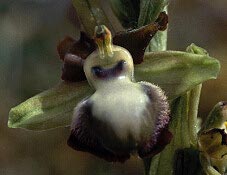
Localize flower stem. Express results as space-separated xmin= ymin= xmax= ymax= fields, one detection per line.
xmin=188 ymin=84 xmax=202 ymax=147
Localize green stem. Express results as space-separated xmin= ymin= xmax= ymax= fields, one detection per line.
xmin=188 ymin=84 xmax=202 ymax=147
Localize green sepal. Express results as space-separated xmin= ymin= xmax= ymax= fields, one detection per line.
xmin=138 ymin=0 xmax=168 ymax=27
xmin=135 ymin=50 xmax=220 ymax=101
xmin=109 ymin=0 xmax=140 ymax=29
xmin=8 ymin=81 xmax=93 ymax=130
xmin=138 ymin=0 xmax=168 ymax=52
xmin=72 ymin=0 xmax=115 ymax=37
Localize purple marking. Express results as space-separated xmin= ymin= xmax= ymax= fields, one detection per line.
xmin=91 ymin=60 xmax=126 ymax=79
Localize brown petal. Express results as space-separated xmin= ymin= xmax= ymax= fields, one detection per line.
xmin=57 ymin=36 xmax=75 ymax=60
xmin=57 ymin=32 xmax=96 ymax=82
xmin=68 ymin=32 xmax=96 ymax=59
xmin=57 ymin=32 xmax=96 ymax=60
xmin=113 ymin=12 xmax=168 ymax=64
xmin=61 ymin=54 xmax=86 ymax=82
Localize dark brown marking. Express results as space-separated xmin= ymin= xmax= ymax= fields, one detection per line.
xmin=57 ymin=32 xmax=96 ymax=82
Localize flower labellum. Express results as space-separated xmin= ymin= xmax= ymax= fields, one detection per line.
xmin=67 ymin=25 xmax=172 ymax=162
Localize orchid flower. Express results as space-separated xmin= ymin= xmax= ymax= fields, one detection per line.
xmin=7 ymin=0 xmax=223 ymax=174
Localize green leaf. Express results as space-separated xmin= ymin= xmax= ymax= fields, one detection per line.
xmin=135 ymin=51 xmax=220 ymax=101
xmin=72 ymin=0 xmax=115 ymax=37
xmin=8 ymin=81 xmax=93 ymax=130
xmin=146 ymin=28 xmax=168 ymax=51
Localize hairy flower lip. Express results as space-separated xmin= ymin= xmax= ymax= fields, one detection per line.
xmin=57 ymin=12 xmax=168 ymax=82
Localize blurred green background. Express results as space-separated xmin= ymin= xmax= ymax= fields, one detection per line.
xmin=0 ymin=0 xmax=226 ymax=174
